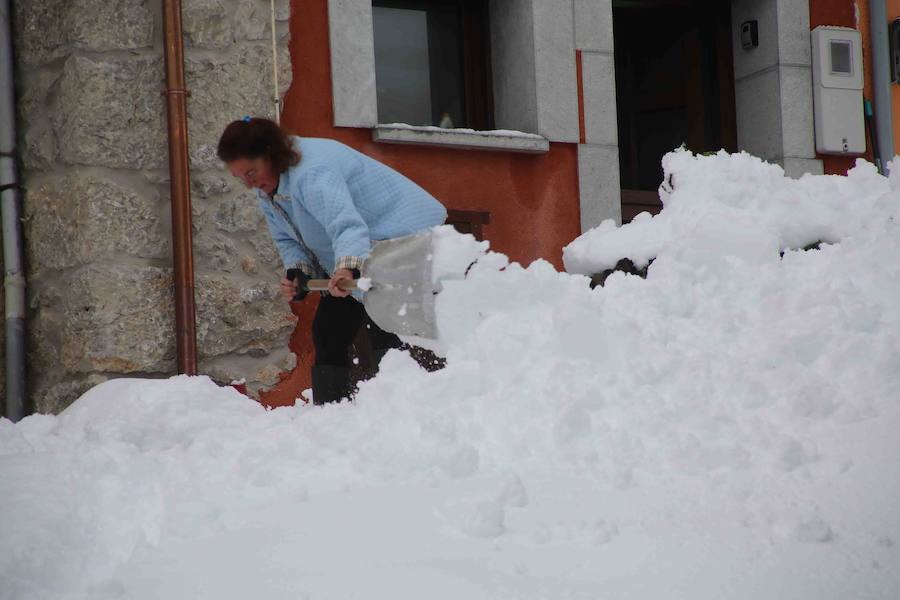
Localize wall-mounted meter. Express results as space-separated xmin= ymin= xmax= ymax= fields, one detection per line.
xmin=811 ymin=26 xmax=865 ymax=155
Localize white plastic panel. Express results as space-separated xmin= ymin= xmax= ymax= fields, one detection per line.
xmin=811 ymin=26 xmax=865 ymax=155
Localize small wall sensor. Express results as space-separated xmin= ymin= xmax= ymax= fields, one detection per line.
xmin=741 ymin=20 xmax=759 ymax=50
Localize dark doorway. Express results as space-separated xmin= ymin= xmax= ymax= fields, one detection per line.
xmin=613 ymin=0 xmax=737 ymax=223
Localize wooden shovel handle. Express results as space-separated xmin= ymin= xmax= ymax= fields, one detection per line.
xmin=306 ymin=279 xmax=359 ymax=292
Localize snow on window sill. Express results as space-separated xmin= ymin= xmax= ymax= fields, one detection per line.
xmin=372 ymin=124 xmax=550 ymax=154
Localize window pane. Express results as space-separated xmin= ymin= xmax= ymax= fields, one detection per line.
xmin=424 ymin=3 xmax=466 ymax=128
xmin=829 ymin=40 xmax=852 ymax=75
xmin=373 ymin=7 xmax=433 ymax=125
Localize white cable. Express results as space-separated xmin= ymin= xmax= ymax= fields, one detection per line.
xmin=270 ymin=0 xmax=280 ymax=124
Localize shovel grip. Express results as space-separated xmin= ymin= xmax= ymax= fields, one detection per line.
xmin=287 ymin=269 xmax=358 ymax=301
xmin=306 ymin=279 xmax=358 ymax=292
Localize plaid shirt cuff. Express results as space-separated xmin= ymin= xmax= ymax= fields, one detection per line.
xmin=335 ymin=256 xmax=364 ymax=273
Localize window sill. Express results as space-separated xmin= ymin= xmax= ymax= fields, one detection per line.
xmin=372 ymin=124 xmax=550 ymax=154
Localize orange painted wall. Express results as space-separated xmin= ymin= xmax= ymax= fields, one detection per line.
xmin=259 ymin=0 xmax=581 ymax=407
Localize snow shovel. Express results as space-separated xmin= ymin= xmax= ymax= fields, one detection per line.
xmin=289 ymin=231 xmax=439 ymax=339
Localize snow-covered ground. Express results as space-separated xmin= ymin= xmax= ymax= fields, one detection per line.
xmin=2 ymin=150 xmax=899 ymax=600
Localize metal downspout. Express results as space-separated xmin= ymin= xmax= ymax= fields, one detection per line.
xmin=870 ymin=0 xmax=895 ymax=174
xmin=162 ymin=0 xmax=198 ymax=375
xmin=1 ymin=0 xmax=25 ymax=422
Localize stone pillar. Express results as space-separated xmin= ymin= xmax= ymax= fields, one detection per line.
xmin=14 ymin=0 xmax=295 ymax=413
xmin=731 ymin=0 xmax=823 ymax=177
xmin=575 ymin=0 xmax=622 ymax=231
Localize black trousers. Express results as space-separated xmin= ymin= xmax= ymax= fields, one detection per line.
xmin=311 ymin=295 xmax=401 ymax=367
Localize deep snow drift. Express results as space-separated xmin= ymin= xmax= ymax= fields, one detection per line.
xmin=2 ymin=150 xmax=899 ymax=600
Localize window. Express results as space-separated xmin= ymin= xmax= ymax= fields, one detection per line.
xmin=372 ymin=0 xmax=493 ymax=130
xmin=829 ymin=40 xmax=852 ymax=76
xmin=329 ymin=0 xmax=575 ymax=150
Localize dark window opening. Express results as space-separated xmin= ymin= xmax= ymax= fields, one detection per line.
xmin=373 ymin=0 xmax=493 ymax=130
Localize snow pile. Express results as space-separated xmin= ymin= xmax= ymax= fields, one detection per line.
xmin=563 ymin=148 xmax=898 ymax=274
xmin=2 ymin=150 xmax=899 ymax=600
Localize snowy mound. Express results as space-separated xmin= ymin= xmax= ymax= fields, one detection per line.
xmin=563 ymin=148 xmax=898 ymax=274
xmin=2 ymin=151 xmax=899 ymax=599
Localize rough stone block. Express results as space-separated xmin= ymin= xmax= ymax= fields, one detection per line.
xmin=235 ymin=0 xmax=272 ymax=40
xmin=24 ymin=173 xmax=166 ymax=275
xmin=194 ymin=274 xmax=295 ymax=360
xmin=68 ymin=0 xmax=154 ymax=51
xmin=201 ymin=347 xmax=296 ymax=397
xmin=248 ymin=235 xmax=283 ymax=272
xmin=25 ymin=309 xmax=63 ymax=380
xmin=183 ymin=0 xmax=290 ymax=48
xmin=32 ymin=375 xmax=108 ymax=415
xmin=183 ymin=0 xmax=233 ymax=48
xmin=15 ymin=0 xmax=154 ymax=64
xmin=194 ymin=184 xmax=282 ymax=271
xmin=185 ymin=45 xmax=292 ymax=170
xmin=14 ymin=0 xmax=69 ymax=66
xmin=60 ymin=266 xmax=176 ymax=374
xmin=194 ymin=229 xmax=241 ymax=273
xmin=208 ymin=191 xmax=264 ymax=232
xmin=56 ymin=55 xmax=167 ymax=169
xmin=192 ymin=172 xmax=238 ymax=202
xmin=18 ymin=70 xmax=62 ymax=171
xmin=232 ymin=0 xmax=288 ymax=41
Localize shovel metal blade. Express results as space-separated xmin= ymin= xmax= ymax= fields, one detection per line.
xmin=362 ymin=231 xmax=438 ymax=339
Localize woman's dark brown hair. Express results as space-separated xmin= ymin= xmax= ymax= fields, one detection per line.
xmin=217 ymin=117 xmax=301 ymax=174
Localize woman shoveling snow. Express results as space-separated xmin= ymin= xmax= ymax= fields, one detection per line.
xmin=217 ymin=117 xmax=447 ymax=404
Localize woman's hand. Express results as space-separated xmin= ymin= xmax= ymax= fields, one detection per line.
xmin=280 ymin=276 xmax=299 ymax=302
xmin=328 ymin=268 xmax=355 ymax=298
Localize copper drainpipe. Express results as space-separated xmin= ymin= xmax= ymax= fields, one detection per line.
xmin=162 ymin=0 xmax=198 ymax=375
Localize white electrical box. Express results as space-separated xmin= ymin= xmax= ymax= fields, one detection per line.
xmin=811 ymin=26 xmax=865 ymax=155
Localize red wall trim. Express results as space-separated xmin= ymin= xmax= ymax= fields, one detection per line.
xmin=576 ymin=50 xmax=586 ymax=145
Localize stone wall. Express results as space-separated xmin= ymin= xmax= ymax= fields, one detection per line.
xmin=13 ymin=0 xmax=295 ymax=414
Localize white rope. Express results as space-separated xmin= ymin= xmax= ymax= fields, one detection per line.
xmin=270 ymin=0 xmax=281 ymax=124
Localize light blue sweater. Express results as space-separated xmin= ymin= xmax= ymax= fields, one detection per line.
xmin=256 ymin=137 xmax=447 ymax=275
